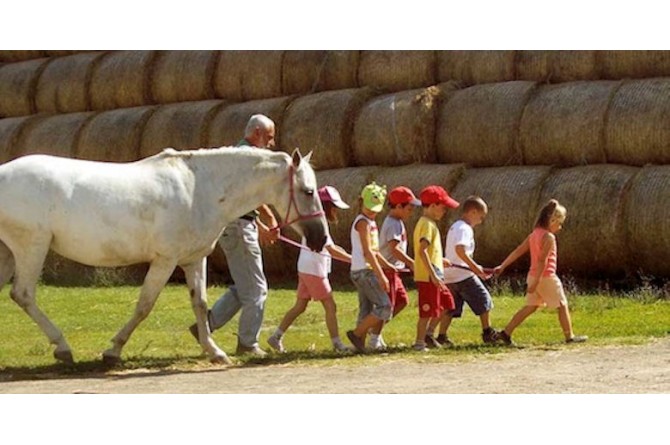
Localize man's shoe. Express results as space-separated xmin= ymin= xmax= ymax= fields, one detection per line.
xmin=346 ymin=330 xmax=366 ymax=353
xmin=425 ymin=335 xmax=442 ymax=349
xmin=566 ymin=335 xmax=588 ymax=344
xmin=236 ymin=343 xmax=268 ymax=357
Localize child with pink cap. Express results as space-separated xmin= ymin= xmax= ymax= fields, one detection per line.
xmin=267 ymin=185 xmax=352 ymax=353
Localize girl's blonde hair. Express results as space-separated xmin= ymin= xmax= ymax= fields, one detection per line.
xmin=535 ymin=199 xmax=567 ymax=229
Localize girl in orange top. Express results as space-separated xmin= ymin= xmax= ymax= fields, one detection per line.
xmin=494 ymin=199 xmax=588 ymax=346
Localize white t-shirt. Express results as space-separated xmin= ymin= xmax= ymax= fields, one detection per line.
xmin=297 ymin=233 xmax=334 ymax=278
xmin=350 ymin=214 xmax=379 ymax=271
xmin=443 ymin=219 xmax=475 ymax=284
xmin=380 ymin=215 xmax=407 ymax=269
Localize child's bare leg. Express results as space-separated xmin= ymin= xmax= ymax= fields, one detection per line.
xmin=321 ymin=297 xmax=339 ymax=339
xmin=504 ymin=305 xmax=537 ymax=335
xmin=416 ymin=317 xmax=431 ymax=344
xmin=479 ymin=311 xmax=491 ymax=330
xmin=438 ymin=311 xmax=453 ymax=336
xmin=557 ymin=304 xmax=574 ymax=340
xmin=370 ymin=319 xmax=384 ymax=335
xmin=278 ymin=298 xmax=310 ymax=333
xmin=353 ymin=314 xmax=382 ymax=340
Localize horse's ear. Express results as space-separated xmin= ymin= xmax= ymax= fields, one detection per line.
xmin=303 ymin=151 xmax=313 ymax=163
xmin=291 ymin=148 xmax=302 ymax=167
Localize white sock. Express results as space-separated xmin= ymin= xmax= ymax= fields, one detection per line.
xmin=273 ymin=328 xmax=284 ymax=339
xmin=369 ymin=333 xmax=380 ymax=343
xmin=331 ymin=336 xmax=344 ymax=346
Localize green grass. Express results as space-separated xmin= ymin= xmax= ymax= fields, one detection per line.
xmin=0 ymin=283 xmax=668 ymax=377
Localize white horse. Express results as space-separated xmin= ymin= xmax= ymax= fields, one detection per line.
xmin=0 ymin=147 xmax=327 ymax=365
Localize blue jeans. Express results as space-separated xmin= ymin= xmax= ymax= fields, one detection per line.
xmin=210 ymin=219 xmax=268 ymax=348
xmin=351 ymin=269 xmax=392 ymax=323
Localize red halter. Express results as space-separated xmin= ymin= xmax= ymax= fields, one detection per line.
xmin=275 ymin=164 xmax=325 ymax=230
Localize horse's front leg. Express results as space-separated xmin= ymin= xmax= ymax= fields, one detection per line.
xmin=102 ymin=257 xmax=176 ymax=366
xmin=182 ymin=257 xmax=231 ymax=365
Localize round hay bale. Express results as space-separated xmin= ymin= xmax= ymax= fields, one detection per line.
xmin=90 ymin=50 xmax=156 ymax=110
xmin=150 ymin=50 xmax=218 ymax=104
xmin=206 ymin=96 xmax=295 ymax=148
xmin=214 ymin=51 xmax=284 ymax=102
xmin=436 ymin=81 xmax=536 ymax=167
xmin=358 ymin=50 xmax=436 ymax=91
xmin=623 ymin=166 xmax=670 ymax=277
xmin=282 ymin=50 xmax=359 ymax=95
xmin=77 ymin=106 xmax=157 ymax=162
xmin=353 ymin=84 xmax=456 ymax=166
xmin=11 ymin=112 xmax=95 ymax=159
xmin=280 ymin=88 xmax=376 ymax=170
xmin=315 ymin=166 xmax=381 ymax=280
xmin=44 ymin=50 xmax=91 ymax=58
xmin=537 ymin=165 xmax=637 ymax=277
xmin=520 ymin=81 xmax=617 ymax=166
xmin=445 ymin=166 xmax=553 ymax=269
xmin=0 ymin=116 xmax=34 ymax=164
xmin=42 ymin=251 xmax=148 ymax=286
xmin=0 ymin=58 xmax=50 ymax=117
xmin=516 ymin=51 xmax=599 ymax=83
xmin=0 ymin=50 xmax=46 ymax=63
xmin=139 ymin=100 xmax=226 ymax=159
xmin=599 ymin=50 xmax=670 ymax=80
xmin=437 ymin=50 xmax=515 ymax=85
xmin=35 ymin=51 xmax=105 ymax=114
xmin=605 ymin=78 xmax=670 ymax=166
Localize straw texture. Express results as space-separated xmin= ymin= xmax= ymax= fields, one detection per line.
xmin=516 ymin=51 xmax=599 ymax=83
xmin=150 ymin=50 xmax=218 ymax=104
xmin=214 ymin=51 xmax=284 ymax=102
xmin=0 ymin=116 xmax=34 ymax=164
xmin=437 ymin=50 xmax=515 ymax=85
xmin=599 ymin=50 xmax=670 ymax=80
xmin=358 ymin=51 xmax=436 ymax=91
xmin=0 ymin=58 xmax=49 ymax=117
xmin=0 ymin=50 xmax=46 ymax=63
xmin=90 ymin=50 xmax=156 ymax=110
xmin=11 ymin=112 xmax=95 ymax=159
xmin=282 ymin=50 xmax=359 ymax=95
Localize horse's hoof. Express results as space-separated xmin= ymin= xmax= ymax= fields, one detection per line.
xmin=54 ymin=350 xmax=74 ymax=364
xmin=210 ymin=353 xmax=232 ymax=366
xmin=102 ymin=353 xmax=120 ymax=367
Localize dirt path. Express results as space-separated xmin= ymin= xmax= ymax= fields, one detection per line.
xmin=1 ymin=338 xmax=668 ymax=393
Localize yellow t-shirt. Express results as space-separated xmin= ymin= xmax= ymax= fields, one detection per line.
xmin=413 ymin=216 xmax=443 ymax=283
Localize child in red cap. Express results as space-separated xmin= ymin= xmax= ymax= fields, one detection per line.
xmin=267 ymin=185 xmax=353 ymax=353
xmin=412 ymin=185 xmax=459 ymax=351
xmin=367 ymin=186 xmax=422 ymax=350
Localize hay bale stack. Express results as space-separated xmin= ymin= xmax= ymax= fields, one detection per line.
xmin=206 ymin=96 xmax=294 ymax=148
xmin=0 ymin=50 xmax=46 ymax=63
xmin=520 ymin=81 xmax=617 ymax=166
xmin=605 ymin=78 xmax=670 ymax=166
xmin=11 ymin=112 xmax=95 ymax=159
xmin=280 ymin=88 xmax=376 ymax=170
xmin=214 ymin=51 xmax=284 ymax=102
xmin=437 ymin=50 xmax=515 ymax=85
xmin=44 ymin=50 xmax=90 ymax=58
xmin=537 ymin=165 xmax=637 ymax=277
xmin=516 ymin=51 xmax=599 ymax=83
xmin=35 ymin=51 xmax=105 ymax=114
xmin=358 ymin=51 xmax=436 ymax=91
xmin=436 ymin=81 xmax=536 ymax=167
xmin=77 ymin=106 xmax=157 ymax=162
xmin=0 ymin=116 xmax=34 ymax=164
xmin=623 ymin=166 xmax=670 ymax=277
xmin=0 ymin=58 xmax=49 ymax=117
xmin=282 ymin=50 xmax=359 ymax=95
xmin=139 ymin=100 xmax=226 ymax=159
xmin=599 ymin=50 xmax=670 ymax=80
xmin=150 ymin=50 xmax=218 ymax=104
xmin=90 ymin=50 xmax=156 ymax=110
xmin=447 ymin=166 xmax=553 ymax=268
xmin=353 ymin=84 xmax=457 ymax=166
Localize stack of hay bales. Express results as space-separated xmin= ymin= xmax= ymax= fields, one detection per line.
xmin=0 ymin=50 xmax=669 ymax=284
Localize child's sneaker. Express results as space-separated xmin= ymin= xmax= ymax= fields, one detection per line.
xmin=435 ymin=334 xmax=454 ymax=347
xmin=412 ymin=343 xmax=429 ymax=352
xmin=346 ymin=330 xmax=366 ymax=353
xmin=482 ymin=327 xmax=498 ymax=344
xmin=566 ymin=335 xmax=588 ymax=344
xmin=334 ymin=342 xmax=352 ymax=353
xmin=495 ymin=330 xmax=514 ymax=346
xmin=424 ymin=335 xmax=442 ymax=349
xmin=267 ymin=334 xmax=285 ymax=353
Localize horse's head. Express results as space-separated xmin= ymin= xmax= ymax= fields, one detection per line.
xmin=273 ymin=149 xmax=328 ymax=252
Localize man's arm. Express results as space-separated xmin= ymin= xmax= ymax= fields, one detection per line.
xmin=256 ymin=204 xmax=279 ymax=244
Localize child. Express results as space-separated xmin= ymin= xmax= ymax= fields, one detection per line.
xmin=428 ymin=196 xmax=498 ymax=347
xmin=346 ymin=182 xmax=397 ymax=353
xmin=495 ymin=199 xmax=588 ymax=345
xmin=412 ymin=185 xmax=460 ymax=352
xmin=367 ymin=186 xmax=422 ymax=350
xmin=267 ymin=186 xmax=352 ymax=353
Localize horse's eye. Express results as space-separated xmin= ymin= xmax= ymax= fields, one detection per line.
xmin=304 ymin=189 xmax=315 ymax=196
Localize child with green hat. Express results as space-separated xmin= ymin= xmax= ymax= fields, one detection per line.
xmin=346 ymin=182 xmax=397 ymax=353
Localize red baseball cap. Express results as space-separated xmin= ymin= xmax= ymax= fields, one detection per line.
xmin=419 ymin=185 xmax=460 ymax=208
xmin=388 ymin=186 xmax=421 ymax=206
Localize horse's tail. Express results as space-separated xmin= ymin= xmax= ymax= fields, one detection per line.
xmin=0 ymin=239 xmax=14 ymax=291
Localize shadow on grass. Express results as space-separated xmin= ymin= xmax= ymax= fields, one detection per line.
xmin=0 ymin=342 xmax=519 ymax=383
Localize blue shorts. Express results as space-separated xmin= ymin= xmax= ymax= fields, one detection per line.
xmin=350 ymin=269 xmax=392 ymax=322
xmin=446 ymin=276 xmax=493 ymax=318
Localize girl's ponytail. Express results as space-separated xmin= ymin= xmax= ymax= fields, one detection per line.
xmin=535 ymin=199 xmax=561 ymax=229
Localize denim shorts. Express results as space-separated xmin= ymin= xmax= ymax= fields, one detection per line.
xmin=446 ymin=276 xmax=493 ymax=317
xmin=350 ymin=269 xmax=392 ymax=322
